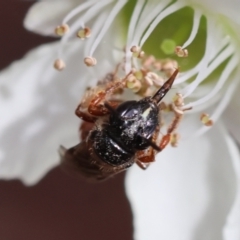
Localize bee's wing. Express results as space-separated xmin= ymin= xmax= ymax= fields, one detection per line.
xmin=59 ymin=142 xmax=125 ymax=181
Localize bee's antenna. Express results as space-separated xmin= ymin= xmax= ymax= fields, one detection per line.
xmin=152 ymin=69 xmax=179 ymax=104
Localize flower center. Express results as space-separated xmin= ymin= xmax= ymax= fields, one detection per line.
xmin=53 ymin=0 xmax=240 ymax=139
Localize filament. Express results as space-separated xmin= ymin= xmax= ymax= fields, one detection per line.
xmin=181 ymin=9 xmax=202 ymax=48
xmin=139 ymin=2 xmax=185 ymax=47
xmin=89 ymin=0 xmax=127 ymax=57
xmin=62 ymin=0 xmax=99 ymax=24
xmin=58 ymin=0 xmax=114 ymax=57
xmin=125 ymin=0 xmax=146 ymax=73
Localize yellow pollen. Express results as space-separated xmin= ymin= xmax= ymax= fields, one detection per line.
xmin=173 ymin=93 xmax=184 ymax=107
xmin=200 ymin=113 xmax=213 ymax=126
xmin=133 ymin=70 xmax=143 ymax=80
xmin=126 ymin=75 xmax=141 ymax=93
xmin=84 ymin=57 xmax=97 ymax=67
xmin=175 ymin=46 xmax=188 ymax=57
xmin=143 ymin=55 xmax=156 ymax=68
xmin=77 ymin=27 xmax=91 ymax=40
xmin=55 ymin=24 xmax=69 ymax=36
xmin=170 ymin=133 xmax=180 ymax=147
xmin=54 ymin=59 xmax=66 ymax=71
xmin=130 ymin=45 xmax=145 ymax=58
xmin=146 ymin=72 xmax=163 ymax=87
xmin=162 ymin=60 xmax=178 ymax=77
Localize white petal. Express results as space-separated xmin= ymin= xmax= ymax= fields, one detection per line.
xmin=0 ymin=41 xmax=91 ymax=185
xmin=191 ymin=0 xmax=240 ymax=25
xmin=24 ymin=1 xmax=79 ymax=36
xmin=223 ymin=84 xmax=240 ymax=145
xmin=223 ymin=134 xmax=240 ymax=240
xmin=125 ymin=122 xmax=239 ymax=240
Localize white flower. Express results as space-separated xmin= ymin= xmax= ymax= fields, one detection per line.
xmin=1 ymin=0 xmax=240 ymax=239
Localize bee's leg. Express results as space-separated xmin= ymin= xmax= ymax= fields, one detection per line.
xmin=75 ymin=104 xmax=97 ymax=123
xmin=79 ymin=121 xmax=94 ymax=141
xmin=87 ymin=71 xmax=132 ymax=116
xmin=135 ymin=146 xmax=156 ymax=170
xmin=97 ymin=63 xmax=121 ymax=85
xmin=136 ymin=160 xmax=150 ymax=170
xmin=135 ymin=128 xmax=163 ymax=169
xmin=87 ymin=81 xmax=125 ymax=116
xmin=157 ymin=113 xmax=183 ymax=150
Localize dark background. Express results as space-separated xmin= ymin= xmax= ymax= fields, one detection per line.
xmin=0 ymin=2 xmax=133 ymax=239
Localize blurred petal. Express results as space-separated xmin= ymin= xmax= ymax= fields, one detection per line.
xmin=125 ymin=122 xmax=239 ymax=240
xmin=0 ymin=41 xmax=91 ymax=185
xmin=223 ymin=134 xmax=240 ymax=240
xmin=24 ymin=1 xmax=79 ymax=36
xmin=191 ymin=0 xmax=240 ymax=25
xmin=223 ymin=83 xmax=240 ymax=145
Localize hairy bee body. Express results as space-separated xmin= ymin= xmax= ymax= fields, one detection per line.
xmin=60 ymin=69 xmax=179 ymax=181
xmin=61 ymin=98 xmax=159 ymax=181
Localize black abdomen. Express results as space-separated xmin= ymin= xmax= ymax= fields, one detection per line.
xmin=90 ymin=129 xmax=134 ymax=166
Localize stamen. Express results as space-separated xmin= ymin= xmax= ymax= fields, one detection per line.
xmin=181 ymin=9 xmax=202 ymax=48
xmin=84 ymin=11 xmax=108 ymax=57
xmin=175 ymin=36 xmax=231 ymax=84
xmin=84 ymin=57 xmax=97 ymax=67
xmin=145 ymin=72 xmax=164 ymax=87
xmin=89 ymin=0 xmax=127 ymax=57
xmin=173 ymin=93 xmax=184 ymax=107
xmin=54 ymin=59 xmax=66 ymax=71
xmin=195 ymin=73 xmax=239 ymax=137
xmin=58 ymin=0 xmax=113 ymax=57
xmin=125 ymin=0 xmax=146 ymax=73
xmin=77 ymin=27 xmax=91 ymax=40
xmin=175 ymin=46 xmax=188 ymax=57
xmin=182 ymin=44 xmax=234 ymax=98
xmin=55 ymin=24 xmax=69 ymax=36
xmin=133 ymin=0 xmax=170 ymax=45
xmin=179 ymin=18 xmax=232 ymax=96
xmin=161 ymin=59 xmax=178 ymax=77
xmin=170 ymin=133 xmax=180 ymax=147
xmin=62 ymin=0 xmax=100 ymax=24
xmin=200 ymin=113 xmax=213 ymax=126
xmin=126 ymin=75 xmax=142 ymax=93
xmin=212 ymin=73 xmax=239 ymax=121
xmin=184 ymin=55 xmax=238 ymax=109
xmin=139 ymin=2 xmax=185 ymax=48
xmin=133 ymin=69 xmax=143 ymax=80
xmin=130 ymin=46 xmax=145 ymax=58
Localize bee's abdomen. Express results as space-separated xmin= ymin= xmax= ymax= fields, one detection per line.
xmin=90 ymin=129 xmax=134 ymax=166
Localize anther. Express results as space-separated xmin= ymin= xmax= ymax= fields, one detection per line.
xmin=170 ymin=133 xmax=180 ymax=147
xmin=200 ymin=113 xmax=213 ymax=126
xmin=55 ymin=24 xmax=69 ymax=36
xmin=54 ymin=59 xmax=66 ymax=71
xmin=145 ymin=72 xmax=164 ymax=87
xmin=171 ymin=104 xmax=184 ymax=115
xmin=126 ymin=75 xmax=142 ymax=93
xmin=159 ymin=102 xmax=167 ymax=110
xmin=173 ymin=93 xmax=184 ymax=107
xmin=84 ymin=57 xmax=97 ymax=67
xmin=175 ymin=46 xmax=188 ymax=57
xmin=162 ymin=59 xmax=178 ymax=77
xmin=130 ymin=46 xmax=145 ymax=58
xmin=133 ymin=70 xmax=143 ymax=80
xmin=77 ymin=27 xmax=91 ymax=40
xmin=143 ymin=55 xmax=156 ymax=68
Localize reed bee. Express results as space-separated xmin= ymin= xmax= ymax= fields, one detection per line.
xmin=59 ymin=69 xmax=181 ymax=181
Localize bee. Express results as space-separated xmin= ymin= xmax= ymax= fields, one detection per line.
xmin=59 ymin=69 xmax=181 ymax=181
